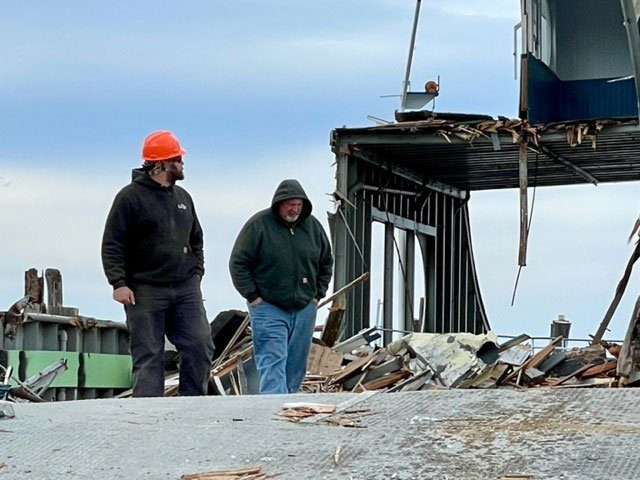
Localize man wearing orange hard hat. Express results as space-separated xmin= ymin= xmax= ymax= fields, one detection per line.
xmin=101 ymin=130 xmax=214 ymax=397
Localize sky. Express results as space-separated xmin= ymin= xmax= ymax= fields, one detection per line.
xmin=1 ymin=0 xmax=639 ymax=341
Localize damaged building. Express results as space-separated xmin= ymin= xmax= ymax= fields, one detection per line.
xmin=329 ymin=0 xmax=640 ymax=345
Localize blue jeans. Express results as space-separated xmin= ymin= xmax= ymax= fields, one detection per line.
xmin=248 ymin=300 xmax=317 ymax=394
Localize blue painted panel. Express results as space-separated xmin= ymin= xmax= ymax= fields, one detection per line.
xmin=526 ymin=55 xmax=638 ymax=123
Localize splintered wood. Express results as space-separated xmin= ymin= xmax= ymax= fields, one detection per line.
xmin=180 ymin=465 xmax=273 ymax=480
xmin=278 ymin=401 xmax=372 ymax=428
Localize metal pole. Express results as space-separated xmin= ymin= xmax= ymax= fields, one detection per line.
xmin=400 ymin=0 xmax=423 ymax=111
xmin=404 ymin=232 xmax=415 ymax=331
xmin=384 ymin=223 xmax=395 ymax=345
xmin=620 ymin=0 xmax=640 ymax=125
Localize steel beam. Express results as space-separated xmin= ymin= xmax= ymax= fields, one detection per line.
xmin=404 ymin=232 xmax=415 ymax=332
xmin=537 ymin=144 xmax=598 ymax=185
xmin=333 ymin=151 xmax=350 ymax=293
xmin=383 ymin=223 xmax=395 ymax=345
xmin=350 ymin=148 xmax=468 ymax=200
xmin=371 ymin=208 xmax=437 ymax=236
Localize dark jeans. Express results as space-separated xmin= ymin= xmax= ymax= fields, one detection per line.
xmin=125 ymin=275 xmax=214 ymax=397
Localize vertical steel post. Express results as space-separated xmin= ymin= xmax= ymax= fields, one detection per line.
xmin=383 ymin=223 xmax=395 ymax=345
xmin=404 ymin=232 xmax=415 ymax=331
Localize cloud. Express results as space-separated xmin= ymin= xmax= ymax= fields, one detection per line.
xmin=471 ymin=182 xmax=640 ymax=340
xmin=433 ymin=0 xmax=520 ymax=20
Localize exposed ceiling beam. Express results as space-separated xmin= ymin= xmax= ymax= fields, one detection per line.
xmin=536 ymin=144 xmax=599 ymax=186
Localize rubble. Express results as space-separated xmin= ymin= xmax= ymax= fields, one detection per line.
xmin=0 ymin=401 xmax=15 ymax=419
xmin=180 ymin=465 xmax=273 ymax=480
xmin=194 ymin=307 xmax=626 ymax=396
xmin=297 ymin=330 xmax=624 ymax=393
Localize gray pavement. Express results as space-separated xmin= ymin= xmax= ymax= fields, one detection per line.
xmin=1 ymin=389 xmax=640 ymax=479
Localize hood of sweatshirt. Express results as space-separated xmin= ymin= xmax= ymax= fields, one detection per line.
xmin=270 ymin=179 xmax=312 ymax=222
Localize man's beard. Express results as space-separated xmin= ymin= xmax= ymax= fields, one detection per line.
xmin=283 ymin=214 xmax=300 ymax=223
xmin=167 ymin=167 xmax=184 ymax=183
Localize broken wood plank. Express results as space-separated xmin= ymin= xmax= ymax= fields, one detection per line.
xmin=211 ymin=314 xmax=250 ymax=369
xmin=617 ymin=295 xmax=640 ymax=380
xmin=550 ymin=363 xmax=597 ymax=387
xmin=342 ymin=356 xmax=403 ymax=390
xmin=580 ymin=360 xmax=617 ymax=379
xmin=528 ymin=336 xmax=564 ymax=370
xmin=180 ymin=465 xmax=265 ymax=480
xmin=281 ymin=402 xmax=336 ymax=414
xmin=320 ymin=294 xmax=346 ymax=347
xmin=593 ymin=240 xmax=640 ymax=344
xmin=317 ymin=272 xmax=369 ymax=309
xmin=302 ymin=391 xmax=378 ymax=424
xmin=328 ymin=352 xmax=377 ymax=385
xmin=555 ymin=377 xmax=616 ymax=388
xmin=359 ymin=370 xmax=410 ymax=390
xmin=501 ymin=336 xmax=563 ymax=385
xmin=306 ymin=344 xmax=343 ymax=376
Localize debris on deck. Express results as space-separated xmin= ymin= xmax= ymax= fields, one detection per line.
xmin=180 ymin=465 xmax=273 ymax=480
xmin=195 ymin=309 xmax=626 ymax=396
xmin=278 ymin=399 xmax=372 ymax=428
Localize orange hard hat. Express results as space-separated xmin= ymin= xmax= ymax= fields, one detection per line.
xmin=142 ymin=130 xmax=186 ymax=162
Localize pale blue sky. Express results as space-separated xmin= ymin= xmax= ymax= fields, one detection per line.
xmin=2 ymin=1 xmax=638 ymax=341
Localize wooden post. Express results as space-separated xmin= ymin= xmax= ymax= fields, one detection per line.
xmin=321 ymin=294 xmax=346 ymax=348
xmin=45 ymin=268 xmax=63 ymax=310
xmin=519 ymin=139 xmax=529 ymax=266
xmin=24 ymin=268 xmax=44 ymax=305
xmin=593 ymin=242 xmax=640 ymax=343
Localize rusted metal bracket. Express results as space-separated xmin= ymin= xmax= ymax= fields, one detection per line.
xmin=3 ymin=295 xmax=32 ymax=340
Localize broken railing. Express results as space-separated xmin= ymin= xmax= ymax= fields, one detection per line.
xmin=1 ymin=268 xmax=132 ymax=401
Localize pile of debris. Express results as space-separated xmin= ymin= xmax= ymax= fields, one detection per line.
xmin=180 ymin=465 xmax=274 ymax=480
xmin=379 ymin=113 xmax=634 ymax=149
xmin=278 ymin=399 xmax=373 ymax=428
xmin=157 ymin=308 xmax=625 ymax=396
xmin=0 ymin=360 xmax=69 ymax=403
xmin=301 ymin=329 xmax=623 ymax=392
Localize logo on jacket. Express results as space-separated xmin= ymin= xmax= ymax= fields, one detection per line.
xmin=177 ymin=203 xmax=187 ymax=210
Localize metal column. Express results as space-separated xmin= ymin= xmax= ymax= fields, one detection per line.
xmin=383 ymin=223 xmax=395 ymax=345
xmin=404 ymin=232 xmax=415 ymax=332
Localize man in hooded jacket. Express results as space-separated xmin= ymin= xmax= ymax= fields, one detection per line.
xmin=101 ymin=130 xmax=214 ymax=397
xmin=229 ymin=179 xmax=333 ymax=394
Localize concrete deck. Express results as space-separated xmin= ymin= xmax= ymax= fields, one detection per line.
xmin=1 ymin=389 xmax=639 ymax=479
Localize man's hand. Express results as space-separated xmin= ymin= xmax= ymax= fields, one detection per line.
xmin=250 ymin=297 xmax=263 ymax=307
xmin=113 ymin=286 xmax=136 ymax=305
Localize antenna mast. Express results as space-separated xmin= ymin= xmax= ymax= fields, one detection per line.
xmin=400 ymin=0 xmax=423 ymax=112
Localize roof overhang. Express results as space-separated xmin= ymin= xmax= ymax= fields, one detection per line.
xmin=332 ymin=118 xmax=640 ymax=191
